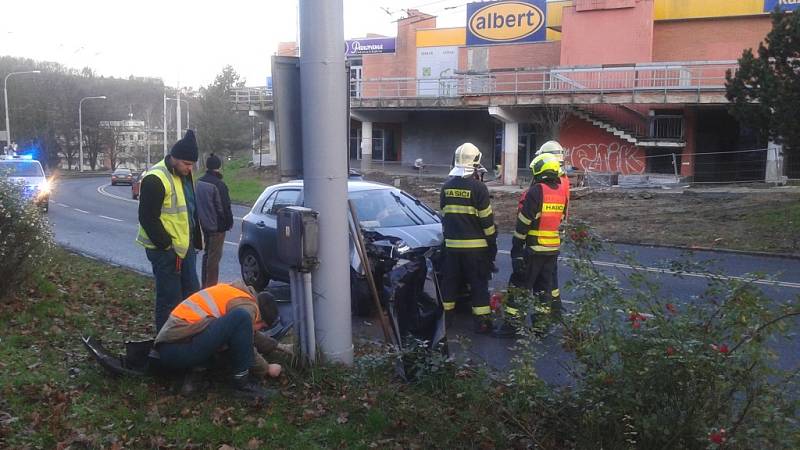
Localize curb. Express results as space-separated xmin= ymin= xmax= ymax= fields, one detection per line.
xmin=606 ymin=239 xmax=800 ymax=260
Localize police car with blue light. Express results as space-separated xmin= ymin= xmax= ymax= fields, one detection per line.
xmin=0 ymin=154 xmax=51 ymax=212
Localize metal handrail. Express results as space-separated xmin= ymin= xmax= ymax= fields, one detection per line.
xmin=228 ymin=61 xmax=739 ymax=105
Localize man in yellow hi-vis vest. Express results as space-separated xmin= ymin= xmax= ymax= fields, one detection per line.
xmin=137 ymin=130 xmax=203 ymax=333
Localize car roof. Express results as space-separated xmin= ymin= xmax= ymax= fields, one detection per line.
xmin=275 ymin=179 xmax=394 ymax=193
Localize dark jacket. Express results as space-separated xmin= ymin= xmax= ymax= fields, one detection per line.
xmin=196 ymin=170 xmax=234 ymax=233
xmin=439 ymin=175 xmax=497 ymax=260
xmin=138 ymin=156 xmax=203 ymax=251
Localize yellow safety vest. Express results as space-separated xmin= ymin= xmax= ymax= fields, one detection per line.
xmin=135 ymin=159 xmax=191 ymax=258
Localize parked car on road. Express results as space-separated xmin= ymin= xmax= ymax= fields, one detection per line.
xmin=0 ymin=155 xmax=50 ymax=212
xmin=131 ymin=172 xmax=143 ymax=199
xmin=111 ymin=168 xmax=133 ymax=186
xmin=238 ymin=180 xmax=442 ymax=293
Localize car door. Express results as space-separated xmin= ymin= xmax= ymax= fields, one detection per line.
xmin=261 ymin=188 xmax=302 ymax=279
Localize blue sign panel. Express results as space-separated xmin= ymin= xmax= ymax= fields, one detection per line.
xmin=345 ymin=38 xmax=396 ymax=56
xmin=764 ymin=0 xmax=800 ymax=12
xmin=466 ymin=0 xmax=548 ymax=46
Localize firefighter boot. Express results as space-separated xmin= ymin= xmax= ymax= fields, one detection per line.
xmin=492 ymin=319 xmax=517 ymax=338
xmin=473 ymin=316 xmax=493 ymax=335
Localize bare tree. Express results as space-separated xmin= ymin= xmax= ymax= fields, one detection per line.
xmin=528 ymin=106 xmax=572 ymax=141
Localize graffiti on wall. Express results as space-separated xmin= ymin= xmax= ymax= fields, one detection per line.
xmin=566 ymin=143 xmax=645 ymax=174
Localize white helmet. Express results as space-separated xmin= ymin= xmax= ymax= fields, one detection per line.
xmin=535 ymin=140 xmax=565 ymax=165
xmin=449 ymin=142 xmax=482 ymax=177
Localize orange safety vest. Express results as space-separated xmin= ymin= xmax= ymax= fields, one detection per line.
xmin=171 ymin=284 xmax=256 ymax=324
xmin=528 ymin=183 xmax=567 ymax=252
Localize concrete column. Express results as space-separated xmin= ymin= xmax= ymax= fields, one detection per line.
xmin=503 ymin=121 xmax=519 ymax=186
xmin=680 ymin=107 xmax=696 ymax=179
xmin=269 ymin=120 xmax=276 ymax=162
xmin=360 ymin=120 xmax=372 ymax=173
xmin=766 ymin=141 xmax=786 ymax=185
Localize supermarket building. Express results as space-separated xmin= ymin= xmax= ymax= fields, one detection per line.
xmin=263 ymin=0 xmax=799 ymax=184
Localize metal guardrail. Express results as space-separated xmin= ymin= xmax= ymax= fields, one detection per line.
xmin=229 ymin=61 xmax=738 ymax=107
xmin=229 ymin=86 xmax=273 ymax=108
xmin=651 ymin=115 xmax=684 ymax=140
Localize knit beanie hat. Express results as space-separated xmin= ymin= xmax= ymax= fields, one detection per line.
xmin=206 ymin=153 xmax=222 ymax=170
xmin=170 ymin=129 xmax=199 ymax=162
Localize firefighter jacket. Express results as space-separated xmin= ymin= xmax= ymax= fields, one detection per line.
xmin=511 ymin=179 xmax=568 ymax=258
xmin=440 ymin=175 xmax=497 ymax=258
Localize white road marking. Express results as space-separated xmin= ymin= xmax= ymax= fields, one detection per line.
xmin=57 ymin=203 xmax=70 ymax=208
xmin=74 ymin=208 xmax=89 ymax=214
xmin=498 ymin=251 xmax=800 ymax=290
xmin=225 ymin=241 xmax=238 ymax=246
xmin=99 ymin=215 xmax=123 ymax=222
xmin=96 ymin=183 xmax=138 ymax=204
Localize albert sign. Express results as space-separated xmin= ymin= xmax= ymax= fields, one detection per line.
xmin=764 ymin=0 xmax=800 ymax=12
xmin=466 ymin=0 xmax=547 ymax=46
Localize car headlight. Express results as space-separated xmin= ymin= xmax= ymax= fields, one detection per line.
xmin=395 ymin=240 xmax=411 ymax=255
xmin=37 ymin=181 xmax=51 ymax=197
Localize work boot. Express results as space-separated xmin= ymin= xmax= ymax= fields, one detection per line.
xmin=473 ymin=316 xmax=493 ymax=335
xmin=230 ymin=372 xmax=276 ymax=401
xmin=491 ymin=320 xmax=517 ymax=338
xmin=180 ymin=367 xmax=207 ymax=397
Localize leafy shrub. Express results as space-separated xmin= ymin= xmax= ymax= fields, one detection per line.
xmin=0 ymin=175 xmax=54 ymax=301
xmin=503 ymin=222 xmax=799 ymax=449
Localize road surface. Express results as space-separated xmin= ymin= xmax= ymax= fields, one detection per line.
xmin=48 ymin=177 xmax=800 ymax=380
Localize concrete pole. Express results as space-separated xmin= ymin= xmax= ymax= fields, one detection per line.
xmin=299 ymin=0 xmax=353 ymax=365
xmin=503 ymin=121 xmax=519 ymax=186
xmin=163 ymin=91 xmax=168 ymax=156
xmin=360 ymin=120 xmax=372 ymax=173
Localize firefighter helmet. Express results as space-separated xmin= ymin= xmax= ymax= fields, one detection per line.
xmin=530 ymin=153 xmax=560 ymax=181
xmin=449 ymin=142 xmax=483 ymax=177
xmin=535 ymin=140 xmax=565 ymax=164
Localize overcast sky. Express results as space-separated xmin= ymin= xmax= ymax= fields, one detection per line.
xmin=1 ymin=0 xmax=466 ymax=89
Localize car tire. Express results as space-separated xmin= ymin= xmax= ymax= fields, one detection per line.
xmin=111 ymin=182 xmax=116 ymax=186
xmin=132 ymin=193 xmax=138 ymax=200
xmin=240 ymin=248 xmax=269 ymax=291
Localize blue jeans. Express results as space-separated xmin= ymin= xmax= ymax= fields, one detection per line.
xmin=157 ymin=308 xmax=254 ymax=375
xmin=146 ymin=247 xmax=200 ymax=333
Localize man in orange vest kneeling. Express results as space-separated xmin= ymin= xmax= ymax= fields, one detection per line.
xmin=154 ymin=281 xmax=286 ymax=400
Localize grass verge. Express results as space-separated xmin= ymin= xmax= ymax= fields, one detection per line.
xmin=222 ymin=158 xmax=279 ymax=205
xmin=0 ymin=248 xmax=516 ymax=449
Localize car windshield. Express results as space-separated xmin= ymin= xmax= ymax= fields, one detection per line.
xmin=350 ymin=188 xmax=439 ymax=228
xmin=114 ymin=169 xmax=131 ymax=175
xmin=0 ymin=161 xmax=44 ymax=177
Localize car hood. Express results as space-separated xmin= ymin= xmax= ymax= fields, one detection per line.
xmin=8 ymin=176 xmax=45 ymax=187
xmin=370 ymin=223 xmax=442 ymax=249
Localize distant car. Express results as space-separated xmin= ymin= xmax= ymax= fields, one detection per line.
xmin=238 ymin=179 xmax=442 ymax=291
xmin=0 ymin=155 xmax=50 ymax=212
xmin=131 ymin=172 xmax=143 ymax=199
xmin=111 ymin=168 xmax=133 ymax=186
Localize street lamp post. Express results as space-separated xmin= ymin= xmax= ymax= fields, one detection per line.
xmin=79 ymin=96 xmax=107 ymax=172
xmin=166 ymin=97 xmax=189 ymax=131
xmin=3 ymin=70 xmax=41 ymax=152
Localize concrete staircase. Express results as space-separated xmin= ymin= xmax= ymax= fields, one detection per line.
xmin=573 ymin=106 xmax=685 ymax=148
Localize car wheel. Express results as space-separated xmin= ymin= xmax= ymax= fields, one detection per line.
xmin=132 ymin=193 xmax=138 ymax=200
xmin=111 ymin=182 xmax=116 ymax=186
xmin=240 ymin=248 xmax=269 ymax=291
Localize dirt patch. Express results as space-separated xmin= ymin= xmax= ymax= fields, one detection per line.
xmin=365 ymin=172 xmax=800 ymax=255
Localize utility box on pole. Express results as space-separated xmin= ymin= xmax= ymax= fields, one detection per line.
xmin=271 ymin=56 xmax=303 ymax=179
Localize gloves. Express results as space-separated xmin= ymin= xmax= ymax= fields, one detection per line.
xmin=511 ymin=257 xmax=527 ymax=277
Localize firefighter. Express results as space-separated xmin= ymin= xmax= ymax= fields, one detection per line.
xmin=440 ymin=143 xmax=498 ymax=335
xmin=533 ymin=141 xmax=570 ymax=306
xmin=495 ymin=153 xmax=568 ymax=336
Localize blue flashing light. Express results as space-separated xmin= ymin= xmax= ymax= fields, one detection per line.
xmin=19 ymin=154 xmax=33 ymax=160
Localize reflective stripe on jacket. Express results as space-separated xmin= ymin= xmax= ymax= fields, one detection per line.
xmin=513 ymin=181 xmax=567 ymax=253
xmin=171 ymin=284 xmax=257 ymax=324
xmin=136 ymin=159 xmax=191 ymax=257
xmin=440 ymin=176 xmax=496 ymax=250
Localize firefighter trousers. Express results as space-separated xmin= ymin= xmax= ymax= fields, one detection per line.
xmin=440 ymin=249 xmax=491 ymax=317
xmin=507 ymin=252 xmax=561 ymax=316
